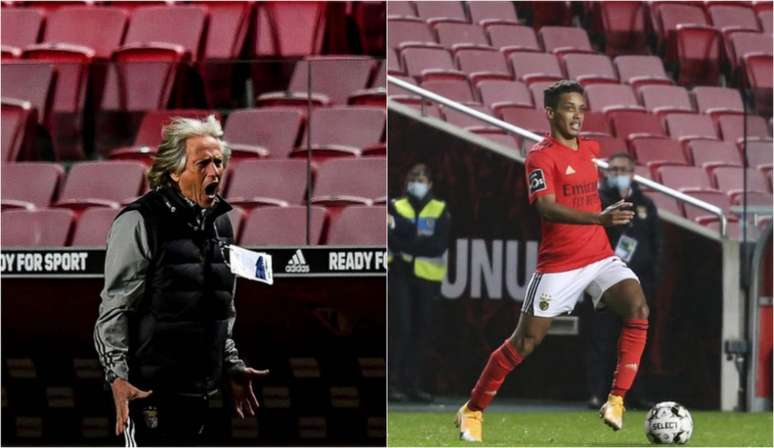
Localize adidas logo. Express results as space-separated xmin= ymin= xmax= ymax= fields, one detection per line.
xmin=565 ymin=165 xmax=576 ymax=175
xmin=285 ymin=249 xmax=310 ymax=273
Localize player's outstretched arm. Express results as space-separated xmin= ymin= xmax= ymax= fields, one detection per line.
xmin=534 ymin=195 xmax=634 ymax=226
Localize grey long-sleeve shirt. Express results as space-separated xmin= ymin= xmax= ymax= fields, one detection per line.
xmin=93 ymin=208 xmax=246 ymax=384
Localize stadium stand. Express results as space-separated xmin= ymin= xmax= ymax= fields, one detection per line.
xmin=2 ymin=0 xmax=386 ymax=246
xmin=387 ymin=0 xmax=772 ymax=238
xmin=1 ymin=3 xmax=386 ymax=446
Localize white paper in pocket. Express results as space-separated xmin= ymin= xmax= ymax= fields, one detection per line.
xmin=228 ymin=244 xmax=273 ymax=285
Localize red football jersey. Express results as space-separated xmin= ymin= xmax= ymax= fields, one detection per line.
xmin=525 ymin=135 xmax=613 ymax=273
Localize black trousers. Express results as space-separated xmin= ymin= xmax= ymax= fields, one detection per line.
xmin=121 ymin=392 xmax=212 ymax=447
xmin=388 ymin=260 xmax=439 ymax=392
xmin=586 ymin=277 xmax=655 ymax=402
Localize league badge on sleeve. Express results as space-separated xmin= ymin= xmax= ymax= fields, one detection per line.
xmin=528 ymin=169 xmax=547 ymax=194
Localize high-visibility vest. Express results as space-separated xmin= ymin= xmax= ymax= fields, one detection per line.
xmin=388 ymin=197 xmax=448 ymax=282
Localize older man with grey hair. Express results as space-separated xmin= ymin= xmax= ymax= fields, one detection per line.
xmin=94 ymin=115 xmax=267 ymax=446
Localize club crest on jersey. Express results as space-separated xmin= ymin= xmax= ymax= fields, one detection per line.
xmin=539 ymin=293 xmax=551 ymax=311
xmin=565 ymin=165 xmax=575 ymax=175
xmin=528 ymin=169 xmax=547 ymax=194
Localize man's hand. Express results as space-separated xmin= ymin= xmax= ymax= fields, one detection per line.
xmin=110 ymin=378 xmax=152 ymax=436
xmin=229 ymin=367 xmax=270 ymax=418
xmin=598 ymin=199 xmax=635 ymax=226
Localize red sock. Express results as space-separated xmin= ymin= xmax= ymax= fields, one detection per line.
xmin=468 ymin=340 xmax=523 ymax=411
xmin=610 ymin=319 xmax=648 ymax=398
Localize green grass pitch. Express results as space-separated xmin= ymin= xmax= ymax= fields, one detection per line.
xmin=388 ymin=410 xmax=773 ymax=446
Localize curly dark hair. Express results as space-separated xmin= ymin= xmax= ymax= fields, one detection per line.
xmin=543 ymin=80 xmax=585 ymax=109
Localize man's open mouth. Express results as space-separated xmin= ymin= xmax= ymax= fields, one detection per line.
xmin=570 ymin=121 xmax=581 ymax=131
xmin=204 ymin=182 xmax=219 ymax=198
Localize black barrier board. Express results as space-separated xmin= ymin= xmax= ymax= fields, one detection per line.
xmin=0 ymin=246 xmax=387 ymax=278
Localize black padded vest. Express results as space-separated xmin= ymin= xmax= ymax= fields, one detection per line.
xmin=117 ymin=187 xmax=235 ymax=395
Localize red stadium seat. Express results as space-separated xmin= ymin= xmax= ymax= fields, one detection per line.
xmin=478 ymin=80 xmax=533 ymax=111
xmin=1 ymin=63 xmax=55 ymax=126
xmin=708 ymin=4 xmax=761 ymax=33
xmin=54 ymin=161 xmax=147 ymax=210
xmin=388 ymin=18 xmax=436 ymax=49
xmin=401 ymin=47 xmax=455 ymax=79
xmin=645 ymin=192 xmax=682 ymax=216
xmin=456 ymin=48 xmax=511 ymax=82
xmin=226 ymin=160 xmax=309 ymax=208
xmin=1 ymin=209 xmax=75 ymax=247
xmin=442 ymin=104 xmax=495 ymax=131
xmin=100 ymin=44 xmax=190 ymax=113
xmin=712 ymin=166 xmax=771 ymax=193
xmin=327 ymin=206 xmax=386 ymax=245
xmin=420 ymin=78 xmax=475 ymax=103
xmin=292 ymin=107 xmax=384 ymax=160
xmin=582 ymin=112 xmax=612 ymax=136
xmin=656 ymin=3 xmax=709 ymax=61
xmin=674 ymin=24 xmax=722 ymax=86
xmin=743 ymin=140 xmax=774 ymax=170
xmin=199 ymin=1 xmax=253 ymax=107
xmin=223 ymin=108 xmax=304 ymax=160
xmin=0 ymin=8 xmax=44 ymax=51
xmin=630 ymin=137 xmax=689 ymax=167
xmin=39 ymin=6 xmax=128 ymax=59
xmin=528 ymin=81 xmax=558 ymax=108
xmin=485 ymin=23 xmax=541 ymax=54
xmin=538 ymin=26 xmax=593 ymax=55
xmin=613 ymin=55 xmax=672 ymax=89
xmin=729 ymin=190 xmax=773 ymax=206
xmin=108 ymin=110 xmax=221 ymax=161
xmin=680 ymin=189 xmax=731 ymax=221
xmin=469 ymin=1 xmax=518 ymax=25
xmin=523 ymin=1 xmax=573 ymax=28
xmin=758 ymin=10 xmax=772 ymax=34
xmin=434 ymin=22 xmax=490 ymax=49
xmin=414 ymin=1 xmax=467 ymax=23
xmin=1 ymin=99 xmax=37 ymax=162
xmin=311 ymin=158 xmax=386 ymax=206
xmin=240 ymin=206 xmax=327 ymax=246
xmin=348 ymin=61 xmax=387 ymax=106
xmin=228 ymin=205 xmax=246 ymax=242
xmin=387 ymin=1 xmax=416 ymax=18
xmin=695 ymin=216 xmax=741 ymax=239
xmin=1 ymin=162 xmax=64 ymax=211
xmin=664 ymin=113 xmax=719 ymax=142
xmin=562 ymin=53 xmax=618 ymax=85
xmin=202 ymin=2 xmax=252 ymax=59
xmin=693 ymin=87 xmax=744 ymax=116
xmin=639 ymin=85 xmax=694 ymax=116
xmin=499 ymin=107 xmax=551 ymax=135
xmin=256 ymin=56 xmax=375 ymax=107
xmin=599 ymin=1 xmax=648 ymax=55
xmin=585 ymin=84 xmax=641 ymax=112
xmin=726 ymin=31 xmax=773 ymax=72
xmin=254 ymin=2 xmax=327 ymax=57
xmin=22 ymin=48 xmax=94 ymax=160
xmin=593 ymin=135 xmax=629 ymax=159
xmin=508 ymin=52 xmax=562 ymax=84
xmin=718 ymin=114 xmax=771 ymax=143
xmin=657 ymin=165 xmax=713 ymax=189
xmin=608 ymin=110 xmax=666 ymax=141
xmin=124 ymin=5 xmax=207 ymax=60
xmin=689 ymin=140 xmax=743 ymax=167
xmin=70 ymin=207 xmax=120 ymax=247
xmin=350 ymin=1 xmax=386 ymax=56
xmin=743 ymin=53 xmax=773 ymax=116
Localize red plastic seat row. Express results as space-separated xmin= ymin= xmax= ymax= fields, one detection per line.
xmin=0 ymin=204 xmax=386 ymax=248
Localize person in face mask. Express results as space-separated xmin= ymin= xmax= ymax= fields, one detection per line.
xmin=387 ymin=163 xmax=451 ymax=403
xmin=587 ymin=152 xmax=661 ymax=410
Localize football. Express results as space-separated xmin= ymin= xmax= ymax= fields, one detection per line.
xmin=644 ymin=401 xmax=694 ymax=444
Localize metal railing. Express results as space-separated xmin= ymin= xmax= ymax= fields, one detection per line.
xmin=388 ymin=75 xmax=728 ymax=237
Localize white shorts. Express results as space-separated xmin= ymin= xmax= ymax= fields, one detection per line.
xmin=522 ymin=256 xmax=639 ymax=318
